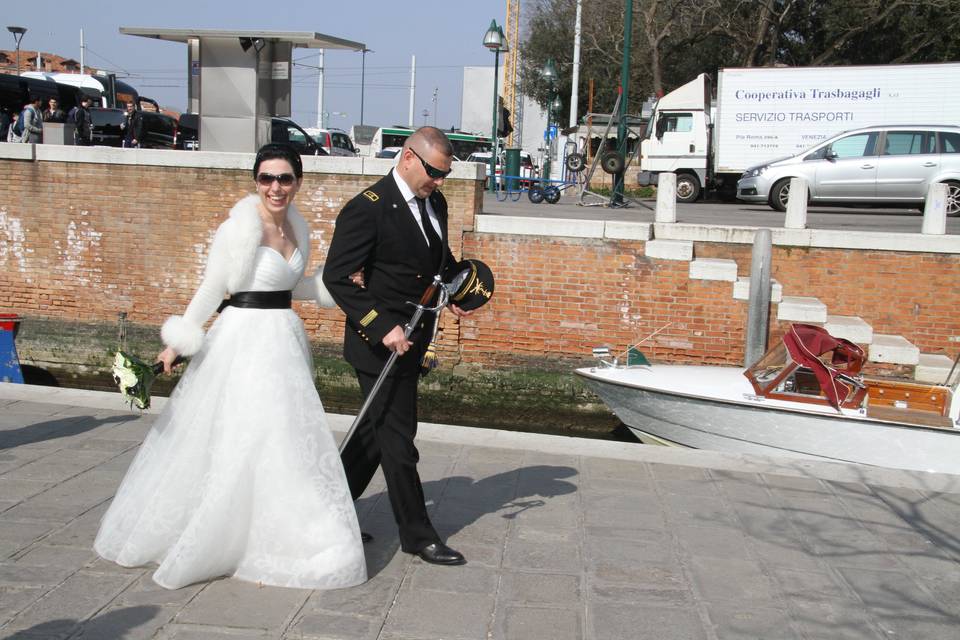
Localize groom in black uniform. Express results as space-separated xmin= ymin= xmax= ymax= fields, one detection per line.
xmin=323 ymin=127 xmax=474 ymax=565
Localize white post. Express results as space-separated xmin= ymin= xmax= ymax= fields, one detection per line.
xmin=922 ymin=182 xmax=948 ymax=234
xmin=80 ymin=29 xmax=84 ymax=75
xmin=408 ymin=55 xmax=416 ymax=128
xmin=568 ymin=0 xmax=582 ymax=130
xmin=316 ymin=50 xmax=325 ymax=129
xmin=784 ymin=177 xmax=808 ymax=229
xmin=655 ymin=172 xmax=677 ymax=223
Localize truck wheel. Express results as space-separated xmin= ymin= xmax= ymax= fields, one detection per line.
xmin=945 ymin=181 xmax=960 ymax=217
xmin=528 ymin=186 xmax=545 ymax=203
xmin=769 ymin=179 xmax=791 ymax=212
xmin=543 ymin=186 xmax=561 ymax=204
xmin=675 ymin=173 xmax=701 ymax=203
xmin=600 ymin=151 xmax=625 ymax=174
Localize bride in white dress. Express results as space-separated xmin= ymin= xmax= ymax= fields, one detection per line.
xmin=94 ymin=143 xmax=367 ymax=590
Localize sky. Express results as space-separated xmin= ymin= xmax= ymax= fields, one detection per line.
xmin=8 ymin=0 xmax=510 ymax=132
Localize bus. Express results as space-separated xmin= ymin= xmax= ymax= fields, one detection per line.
xmin=370 ymin=126 xmax=492 ymax=160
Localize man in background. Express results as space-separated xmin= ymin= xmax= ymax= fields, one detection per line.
xmin=43 ymin=98 xmax=65 ymax=123
xmin=122 ymin=101 xmax=142 ymax=148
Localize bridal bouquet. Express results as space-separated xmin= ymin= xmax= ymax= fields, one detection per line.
xmin=112 ymin=350 xmax=164 ymax=410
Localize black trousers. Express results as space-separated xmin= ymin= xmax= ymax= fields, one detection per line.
xmin=341 ymin=369 xmax=439 ymax=553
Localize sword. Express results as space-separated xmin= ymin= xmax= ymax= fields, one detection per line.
xmin=338 ymin=274 xmax=452 ymax=453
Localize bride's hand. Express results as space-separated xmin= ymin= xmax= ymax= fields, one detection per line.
xmin=157 ymin=347 xmax=179 ymax=374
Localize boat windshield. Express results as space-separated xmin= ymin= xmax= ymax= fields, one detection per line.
xmin=745 ymin=324 xmax=868 ymax=410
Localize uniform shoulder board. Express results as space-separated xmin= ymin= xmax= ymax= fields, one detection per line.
xmin=362 ymin=190 xmax=380 ymax=202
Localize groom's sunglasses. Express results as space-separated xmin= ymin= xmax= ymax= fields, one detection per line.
xmin=409 ymin=148 xmax=452 ymax=179
xmin=256 ymin=172 xmax=297 ymax=187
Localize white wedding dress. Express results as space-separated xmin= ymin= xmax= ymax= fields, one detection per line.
xmin=94 ymin=247 xmax=367 ymax=590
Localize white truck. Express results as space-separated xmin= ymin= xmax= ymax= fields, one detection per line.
xmin=636 ymin=63 xmax=960 ymax=202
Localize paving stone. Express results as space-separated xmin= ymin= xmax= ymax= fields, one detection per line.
xmin=13 ymin=545 xmax=97 ymax=571
xmin=837 ymin=567 xmax=940 ymax=614
xmin=590 ymin=602 xmax=708 ymax=640
xmin=0 ymin=570 xmax=133 ymax=637
xmin=494 ymin=605 xmax=581 ymax=640
xmin=674 ymin=524 xmax=751 ymax=559
xmin=0 ymin=562 xmax=78 ymax=588
xmin=70 ymin=603 xmax=175 ymax=640
xmin=307 ymin=575 xmax=400 ymax=619
xmin=705 ymin=602 xmax=801 ymax=639
xmin=406 ymin=563 xmax=497 ymax=594
xmin=380 ymin=589 xmax=494 ymax=640
xmin=176 ymin=580 xmax=309 ymax=630
xmin=503 ymin=536 xmax=580 ymax=573
xmin=114 ymin=574 xmax=204 ymax=607
xmin=688 ymin=556 xmax=779 ymax=605
xmin=287 ymin=610 xmax=381 ymax=640
xmin=768 ymin=567 xmax=858 ymax=604
xmin=788 ymin=600 xmax=882 ymax=640
xmin=0 ymin=586 xmax=46 ymax=627
xmin=661 ymin=492 xmax=740 ymax=527
xmin=498 ymin=571 xmax=580 ymax=605
xmin=0 ymin=478 xmax=53 ymax=502
xmin=154 ymin=624 xmax=271 ymax=639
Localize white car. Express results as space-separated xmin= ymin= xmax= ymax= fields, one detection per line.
xmin=737 ymin=124 xmax=960 ymax=215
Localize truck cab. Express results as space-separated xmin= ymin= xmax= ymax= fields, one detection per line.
xmin=637 ymin=74 xmax=712 ymax=202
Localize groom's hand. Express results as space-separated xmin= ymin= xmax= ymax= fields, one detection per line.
xmin=382 ymin=325 xmax=413 ymax=355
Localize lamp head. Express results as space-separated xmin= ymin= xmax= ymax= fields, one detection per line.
xmin=542 ymin=58 xmax=558 ymax=83
xmin=483 ymin=20 xmax=503 ymax=50
xmin=7 ymin=26 xmax=26 ymax=36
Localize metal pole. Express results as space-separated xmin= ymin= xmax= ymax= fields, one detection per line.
xmin=490 ymin=48 xmax=500 ymax=194
xmin=80 ymin=28 xmax=84 ymax=75
xmin=569 ymin=0 xmax=582 ymax=130
xmin=316 ymin=49 xmax=324 ymax=129
xmin=408 ymin=55 xmax=416 ymax=128
xmin=360 ymin=48 xmax=369 ymax=126
xmin=339 ymin=277 xmax=444 ymax=454
xmin=744 ymin=228 xmax=773 ymax=367
xmin=613 ymin=0 xmax=634 ymax=206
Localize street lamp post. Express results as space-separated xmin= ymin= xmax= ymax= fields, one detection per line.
xmin=6 ymin=26 xmax=27 ymax=76
xmin=360 ymin=48 xmax=372 ymax=126
xmin=483 ymin=20 xmax=508 ymax=194
xmin=541 ymin=58 xmax=559 ymax=182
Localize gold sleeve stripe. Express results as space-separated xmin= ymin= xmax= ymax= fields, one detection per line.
xmin=360 ymin=310 xmax=378 ymax=327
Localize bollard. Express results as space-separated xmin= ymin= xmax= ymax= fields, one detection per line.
xmin=922 ymin=182 xmax=948 ymax=235
xmin=0 ymin=314 xmax=24 ymax=384
xmin=744 ymin=229 xmax=772 ymax=367
xmin=655 ymin=172 xmax=677 ymax=223
xmin=784 ymin=177 xmax=808 ymax=229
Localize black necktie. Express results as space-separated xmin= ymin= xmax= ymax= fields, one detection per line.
xmin=415 ymin=197 xmax=443 ymax=270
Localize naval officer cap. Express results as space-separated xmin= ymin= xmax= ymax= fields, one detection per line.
xmin=446 ymin=259 xmax=495 ymax=311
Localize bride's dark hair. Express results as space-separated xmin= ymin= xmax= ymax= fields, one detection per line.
xmin=253 ymin=142 xmax=303 ymax=179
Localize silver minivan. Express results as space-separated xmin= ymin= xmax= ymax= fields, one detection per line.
xmin=737 ymin=125 xmax=960 ymax=215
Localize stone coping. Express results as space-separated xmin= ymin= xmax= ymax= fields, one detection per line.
xmin=0 ymin=144 xmax=486 ymax=181
xmin=3 ymin=382 xmax=959 ymax=492
xmin=476 ymin=215 xmax=960 ymax=254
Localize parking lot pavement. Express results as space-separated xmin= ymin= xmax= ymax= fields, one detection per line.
xmin=2 ymin=382 xmax=960 ymax=639
xmin=482 ymin=192 xmax=960 ymax=234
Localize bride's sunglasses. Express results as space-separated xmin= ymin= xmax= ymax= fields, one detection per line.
xmin=256 ymin=172 xmax=297 ymax=187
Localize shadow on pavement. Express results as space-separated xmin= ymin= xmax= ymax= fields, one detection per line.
xmin=357 ymin=464 xmax=578 ymax=577
xmin=4 ymin=604 xmax=161 ymax=639
xmin=0 ymin=414 xmax=130 ymax=450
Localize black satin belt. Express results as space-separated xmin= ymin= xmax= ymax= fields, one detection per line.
xmin=216 ymin=290 xmax=292 ymax=313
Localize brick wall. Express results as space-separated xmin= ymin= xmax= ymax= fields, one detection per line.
xmin=2 ymin=149 xmax=959 ymax=376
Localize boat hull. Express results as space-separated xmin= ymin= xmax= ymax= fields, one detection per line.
xmin=577 ymin=367 xmax=960 ymax=475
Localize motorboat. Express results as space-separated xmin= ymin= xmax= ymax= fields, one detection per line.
xmin=576 ymin=324 xmax=960 ymax=474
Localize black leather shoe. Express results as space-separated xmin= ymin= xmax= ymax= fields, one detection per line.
xmin=415 ymin=542 xmax=466 ymax=566
xmin=361 ymin=532 xmax=373 ymax=544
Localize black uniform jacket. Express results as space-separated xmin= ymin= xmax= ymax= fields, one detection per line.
xmin=323 ymin=170 xmax=462 ymax=375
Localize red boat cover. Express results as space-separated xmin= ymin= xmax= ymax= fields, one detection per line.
xmin=782 ymin=324 xmax=865 ymax=410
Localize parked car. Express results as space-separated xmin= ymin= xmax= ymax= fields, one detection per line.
xmin=88 ymin=107 xmax=126 ymax=146
xmin=173 ymin=114 xmax=328 ymax=155
xmin=375 ymin=146 xmax=402 ymax=159
xmin=138 ymin=110 xmax=178 ymax=149
xmin=307 ymin=127 xmax=357 ymax=156
xmin=272 ymin=118 xmax=328 ymax=156
xmin=466 ymin=150 xmax=537 ymax=188
xmin=176 ymin=113 xmax=199 ymax=150
xmin=737 ymin=125 xmax=960 ymax=215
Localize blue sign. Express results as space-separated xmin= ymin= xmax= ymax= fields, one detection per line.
xmin=544 ymin=125 xmax=558 ymax=141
